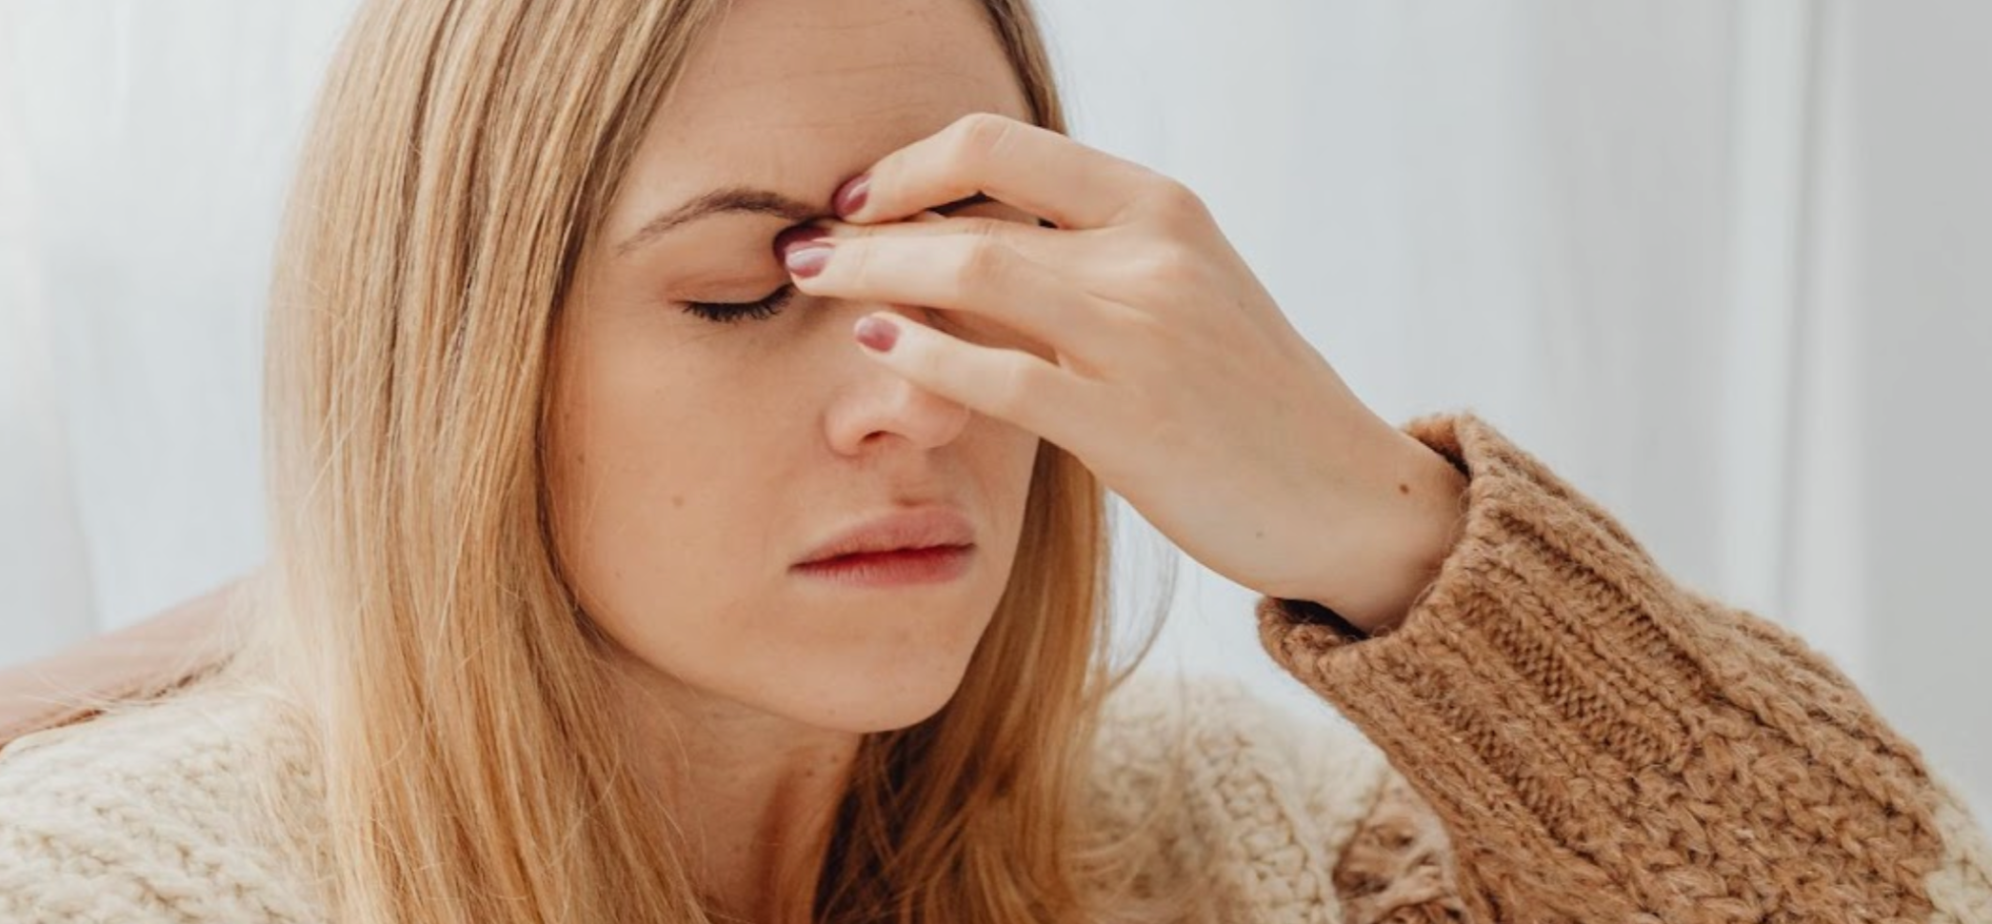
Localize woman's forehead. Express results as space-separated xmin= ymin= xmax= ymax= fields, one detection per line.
xmin=606 ymin=0 xmax=1031 ymax=238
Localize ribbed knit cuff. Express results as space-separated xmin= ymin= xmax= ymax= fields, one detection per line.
xmin=1255 ymin=411 xmax=1958 ymax=920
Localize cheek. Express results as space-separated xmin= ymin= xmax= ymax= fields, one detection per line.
xmin=543 ymin=327 xmax=795 ymax=651
xmin=956 ymin=420 xmax=1043 ymax=576
xmin=538 ymin=301 xmax=1043 ymax=731
xmin=984 ymin=424 xmax=1042 ymax=507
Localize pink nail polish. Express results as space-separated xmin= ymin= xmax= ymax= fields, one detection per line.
xmin=833 ymin=173 xmax=870 ymax=218
xmin=785 ymin=244 xmax=832 ymax=278
xmin=774 ymin=224 xmax=829 ymax=258
xmin=854 ymin=315 xmax=898 ymax=352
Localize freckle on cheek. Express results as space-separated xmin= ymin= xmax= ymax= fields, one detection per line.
xmin=671 ymin=494 xmax=685 ymax=509
xmin=1397 ymin=483 xmax=1411 ymax=495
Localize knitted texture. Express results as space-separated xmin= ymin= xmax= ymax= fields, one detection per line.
xmin=0 ymin=689 xmax=327 ymax=923
xmin=1259 ymin=412 xmax=1992 ymax=922
xmin=2 ymin=411 xmax=1988 ymax=923
xmin=0 ymin=672 xmax=1393 ymax=924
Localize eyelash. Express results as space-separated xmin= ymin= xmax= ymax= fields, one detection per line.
xmin=684 ymin=284 xmax=797 ymax=324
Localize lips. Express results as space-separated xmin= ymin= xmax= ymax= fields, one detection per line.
xmin=794 ymin=506 xmax=975 ymax=566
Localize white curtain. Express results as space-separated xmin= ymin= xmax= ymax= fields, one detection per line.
xmin=0 ymin=1 xmax=357 ymax=653
xmin=2 ymin=0 xmax=1986 ymax=814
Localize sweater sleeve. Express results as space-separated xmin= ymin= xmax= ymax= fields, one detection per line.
xmin=1256 ymin=411 xmax=1992 ymax=924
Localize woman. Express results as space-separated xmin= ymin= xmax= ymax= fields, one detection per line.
xmin=1 ymin=0 xmax=1986 ymax=922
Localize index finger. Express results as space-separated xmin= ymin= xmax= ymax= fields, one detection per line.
xmin=836 ymin=113 xmax=1159 ymax=231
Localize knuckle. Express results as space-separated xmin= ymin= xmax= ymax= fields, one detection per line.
xmin=989 ymin=358 xmax=1044 ymax=414
xmin=839 ymin=235 xmax=878 ymax=285
xmin=947 ymin=112 xmax=1016 ymax=171
xmin=950 ymin=231 xmax=1009 ymax=291
xmin=1147 ymin=176 xmax=1212 ymax=226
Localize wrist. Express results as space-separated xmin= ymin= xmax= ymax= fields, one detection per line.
xmin=1303 ymin=422 xmax=1468 ymax=635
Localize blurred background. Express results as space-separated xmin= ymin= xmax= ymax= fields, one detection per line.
xmin=1 ymin=0 xmax=1986 ymax=818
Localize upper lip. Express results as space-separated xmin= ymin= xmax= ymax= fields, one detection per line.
xmin=794 ymin=506 xmax=975 ymax=565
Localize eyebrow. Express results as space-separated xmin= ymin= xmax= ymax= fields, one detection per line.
xmin=615 ymin=186 xmax=822 ymax=258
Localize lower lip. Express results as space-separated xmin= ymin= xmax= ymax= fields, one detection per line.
xmin=792 ymin=544 xmax=974 ymax=587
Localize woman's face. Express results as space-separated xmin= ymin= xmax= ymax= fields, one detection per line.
xmin=546 ymin=0 xmax=1045 ymax=733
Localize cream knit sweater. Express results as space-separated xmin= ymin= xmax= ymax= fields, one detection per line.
xmin=3 ymin=413 xmax=1989 ymax=923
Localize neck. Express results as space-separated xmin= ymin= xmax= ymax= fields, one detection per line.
xmin=603 ymin=649 xmax=862 ymax=923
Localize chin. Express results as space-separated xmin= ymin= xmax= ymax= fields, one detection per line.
xmin=760 ymin=587 xmax=1001 ymax=733
xmin=773 ymin=653 xmax=978 ymax=734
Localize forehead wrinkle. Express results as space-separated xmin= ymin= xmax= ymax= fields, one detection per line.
xmin=668 ymin=0 xmax=1020 ymax=114
xmin=611 ymin=1 xmax=1033 ymax=248
xmin=673 ymin=1 xmax=952 ymax=98
xmin=671 ymin=62 xmax=1019 ymax=130
xmin=683 ymin=101 xmax=989 ymax=139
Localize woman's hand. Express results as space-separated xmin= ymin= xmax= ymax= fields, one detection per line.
xmin=781 ymin=113 xmax=1468 ymax=633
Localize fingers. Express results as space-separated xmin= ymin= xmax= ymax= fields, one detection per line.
xmin=785 ymin=224 xmax=1134 ymax=370
xmin=847 ymin=311 xmax=1101 ymax=453
xmin=836 ymin=113 xmax=1162 ymax=231
xmin=810 ymin=211 xmax=1090 ymax=274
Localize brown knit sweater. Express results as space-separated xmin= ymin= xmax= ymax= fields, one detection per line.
xmin=1 ymin=412 xmax=1987 ymax=922
xmin=1256 ymin=412 xmax=1992 ymax=922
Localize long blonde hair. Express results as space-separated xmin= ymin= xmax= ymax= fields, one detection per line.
xmin=237 ymin=1 xmax=1185 ymax=921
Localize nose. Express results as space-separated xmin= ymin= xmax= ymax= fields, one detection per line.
xmin=822 ymin=304 xmax=973 ymax=456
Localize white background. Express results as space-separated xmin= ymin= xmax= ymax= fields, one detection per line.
xmin=2 ymin=1 xmax=1987 ymax=818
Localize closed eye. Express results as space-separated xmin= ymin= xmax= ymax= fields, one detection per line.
xmin=683 ymin=284 xmax=796 ymax=324
xmin=678 ymin=196 xmax=1016 ymax=326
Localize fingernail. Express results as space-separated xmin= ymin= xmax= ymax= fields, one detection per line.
xmin=774 ymin=224 xmax=830 ymax=260
xmin=786 ymin=245 xmax=831 ymax=278
xmin=833 ymin=173 xmax=870 ymax=218
xmin=776 ymin=225 xmax=833 ymax=277
xmin=854 ymin=315 xmax=898 ymax=352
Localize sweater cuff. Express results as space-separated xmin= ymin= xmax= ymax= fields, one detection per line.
xmin=1254 ymin=410 xmax=1700 ymax=790
xmin=1256 ymin=411 xmax=1477 ymax=646
xmin=1257 ymin=409 xmax=1668 ymax=662
xmin=1253 ymin=410 xmax=1961 ymax=920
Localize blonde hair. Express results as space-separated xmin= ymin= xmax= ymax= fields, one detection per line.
xmin=235 ymin=1 xmax=1192 ymax=921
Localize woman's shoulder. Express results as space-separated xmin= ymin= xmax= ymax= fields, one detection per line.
xmin=0 ymin=682 xmax=327 ymax=923
xmin=1091 ymin=668 xmax=1391 ymax=798
xmin=1083 ymin=670 xmax=1401 ymax=917
xmin=0 ymin=680 xmax=314 ymax=810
